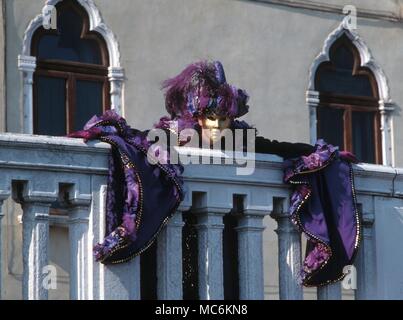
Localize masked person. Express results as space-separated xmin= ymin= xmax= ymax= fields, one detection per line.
xmin=155 ymin=60 xmax=315 ymax=158
xmin=69 ymin=60 xmax=360 ymax=287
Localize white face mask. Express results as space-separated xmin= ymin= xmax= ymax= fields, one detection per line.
xmin=197 ymin=116 xmax=231 ymax=144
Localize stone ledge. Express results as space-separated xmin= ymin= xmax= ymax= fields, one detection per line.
xmin=248 ymin=0 xmax=402 ymax=22
xmin=0 ymin=133 xmax=110 ymax=153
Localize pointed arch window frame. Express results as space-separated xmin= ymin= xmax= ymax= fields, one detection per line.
xmin=307 ymin=18 xmax=395 ymax=166
xmin=18 ymin=0 xmax=125 ymax=134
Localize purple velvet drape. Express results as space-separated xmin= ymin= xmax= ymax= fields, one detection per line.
xmin=284 ymin=140 xmax=361 ymax=286
xmin=69 ymin=111 xmax=184 ymax=264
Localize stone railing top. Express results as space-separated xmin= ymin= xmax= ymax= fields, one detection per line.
xmin=0 ymin=134 xmax=401 ymax=198
xmin=0 ymin=133 xmax=110 ymax=175
xmin=0 ymin=133 xmax=110 ymax=152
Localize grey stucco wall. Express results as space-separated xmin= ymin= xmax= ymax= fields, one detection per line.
xmin=0 ymin=0 xmax=5 ymax=132
xmin=5 ymin=0 xmax=42 ymax=133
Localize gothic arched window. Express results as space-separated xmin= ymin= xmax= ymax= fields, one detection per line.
xmin=315 ymin=35 xmax=381 ymax=164
xmin=31 ymin=0 xmax=110 ymax=136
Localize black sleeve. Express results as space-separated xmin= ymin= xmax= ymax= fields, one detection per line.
xmin=255 ymin=136 xmax=315 ymax=159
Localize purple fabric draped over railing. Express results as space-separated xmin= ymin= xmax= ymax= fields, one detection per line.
xmin=283 ymin=140 xmax=361 ymax=286
xmin=69 ymin=110 xmax=184 ymax=264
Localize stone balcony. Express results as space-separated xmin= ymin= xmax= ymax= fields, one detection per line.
xmin=0 ymin=133 xmax=402 ymax=300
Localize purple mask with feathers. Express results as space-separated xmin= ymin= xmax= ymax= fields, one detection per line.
xmin=162 ymin=61 xmax=249 ymax=120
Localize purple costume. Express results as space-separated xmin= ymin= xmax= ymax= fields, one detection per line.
xmin=69 ymin=60 xmax=360 ymax=287
xmin=70 ymin=111 xmax=184 ymax=264
xmin=284 ymin=140 xmax=360 ymax=286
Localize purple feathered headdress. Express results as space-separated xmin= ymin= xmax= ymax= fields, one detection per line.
xmin=162 ymin=61 xmax=249 ymax=120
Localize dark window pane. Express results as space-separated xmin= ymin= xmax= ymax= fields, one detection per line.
xmin=182 ymin=212 xmax=199 ymax=300
xmin=140 ymin=241 xmax=157 ymax=300
xmin=35 ymin=76 xmax=66 ymax=136
xmin=317 ymin=107 xmax=344 ymax=149
xmin=74 ymin=80 xmax=103 ymax=131
xmin=223 ymin=214 xmax=239 ymax=300
xmin=317 ymin=69 xmax=373 ymax=97
xmin=37 ymin=7 xmax=102 ymax=64
xmin=352 ymin=112 xmax=375 ymax=163
xmin=316 ymin=43 xmax=373 ymax=97
xmin=331 ymin=43 xmax=354 ymax=70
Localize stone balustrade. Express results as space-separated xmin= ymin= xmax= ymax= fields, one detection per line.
xmin=0 ymin=133 xmax=402 ymax=299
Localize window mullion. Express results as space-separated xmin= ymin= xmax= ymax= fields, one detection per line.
xmin=344 ymin=107 xmax=353 ymax=152
xmin=103 ymin=79 xmax=110 ymax=112
xmin=66 ymin=74 xmax=76 ymax=134
xmin=374 ymin=112 xmax=382 ymax=164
